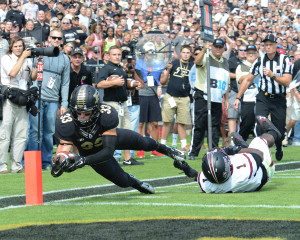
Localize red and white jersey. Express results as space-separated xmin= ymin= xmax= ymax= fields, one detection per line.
xmin=198 ymin=153 xmax=263 ymax=193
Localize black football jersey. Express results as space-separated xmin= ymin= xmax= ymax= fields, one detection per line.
xmin=55 ymin=104 xmax=119 ymax=156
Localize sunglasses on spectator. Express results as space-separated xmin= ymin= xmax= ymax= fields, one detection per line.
xmin=52 ymin=21 xmax=58 ymax=23
xmin=67 ymin=45 xmax=73 ymax=48
xmin=51 ymin=36 xmax=62 ymax=40
xmin=239 ymin=49 xmax=246 ymax=52
xmin=62 ymin=22 xmax=70 ymax=24
xmin=106 ymin=18 xmax=111 ymax=20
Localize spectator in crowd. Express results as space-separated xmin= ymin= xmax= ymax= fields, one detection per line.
xmin=68 ymin=47 xmax=93 ymax=99
xmin=0 ymin=0 xmax=7 ymax=22
xmin=172 ymin=27 xmax=193 ymax=60
xmin=34 ymin=10 xmax=50 ymax=44
xmin=26 ymin=29 xmax=70 ymax=170
xmin=78 ymin=6 xmax=89 ymax=34
xmin=86 ymin=23 xmax=104 ymax=60
xmin=233 ymin=34 xmax=292 ymax=161
xmin=0 ymin=37 xmax=38 ymax=174
xmin=6 ymin=0 xmax=26 ymax=32
xmin=96 ymin=46 xmax=142 ymax=165
xmin=160 ymin=45 xmax=193 ymax=152
xmin=71 ymin=15 xmax=88 ymax=46
xmin=63 ymin=42 xmax=74 ymax=58
xmin=49 ymin=17 xmax=61 ymax=31
xmin=22 ymin=0 xmax=38 ymax=20
xmin=236 ymin=45 xmax=259 ymax=141
xmin=189 ymin=39 xmax=229 ymax=160
xmin=103 ymin=26 xmax=120 ymax=52
xmin=37 ymin=0 xmax=49 ymax=12
xmin=61 ymin=17 xmax=80 ymax=47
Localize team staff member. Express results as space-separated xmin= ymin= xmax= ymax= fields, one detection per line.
xmin=160 ymin=45 xmax=193 ymax=152
xmin=236 ymin=45 xmax=259 ymax=141
xmin=188 ymin=39 xmax=230 ymax=160
xmin=68 ymin=47 xmax=92 ymax=99
xmin=0 ymin=37 xmax=38 ymax=174
xmin=173 ymin=116 xmax=280 ymax=193
xmin=233 ymin=34 xmax=292 ymax=161
xmin=97 ymin=46 xmax=142 ymax=165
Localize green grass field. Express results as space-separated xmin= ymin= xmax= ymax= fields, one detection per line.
xmin=0 ymin=140 xmax=300 ymax=240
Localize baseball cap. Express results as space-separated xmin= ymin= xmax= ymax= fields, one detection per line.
xmin=71 ymin=47 xmax=83 ymax=56
xmin=250 ymin=23 xmax=256 ymax=27
xmin=262 ymin=34 xmax=277 ymax=43
xmin=170 ymin=30 xmax=175 ymax=34
xmin=143 ymin=42 xmax=155 ymax=52
xmin=182 ymin=19 xmax=187 ymax=22
xmin=56 ymin=1 xmax=63 ymax=4
xmin=246 ymin=45 xmax=257 ymax=51
xmin=293 ymin=37 xmax=299 ymax=41
xmin=56 ymin=11 xmax=64 ymax=16
xmin=193 ymin=19 xmax=200 ymax=24
xmin=213 ymin=39 xmax=225 ymax=48
xmin=248 ymin=37 xmax=254 ymax=41
xmin=183 ymin=27 xmax=190 ymax=32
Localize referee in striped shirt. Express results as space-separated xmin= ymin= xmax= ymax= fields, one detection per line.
xmin=233 ymin=34 xmax=292 ymax=161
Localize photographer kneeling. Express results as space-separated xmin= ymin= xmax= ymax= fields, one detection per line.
xmin=0 ymin=37 xmax=38 ymax=174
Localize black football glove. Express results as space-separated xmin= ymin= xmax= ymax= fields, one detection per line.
xmin=221 ymin=146 xmax=243 ymax=155
xmin=63 ymin=156 xmax=86 ymax=173
xmin=51 ymin=156 xmax=68 ymax=178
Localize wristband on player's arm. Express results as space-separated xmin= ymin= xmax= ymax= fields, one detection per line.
xmin=84 ymin=135 xmax=117 ymax=165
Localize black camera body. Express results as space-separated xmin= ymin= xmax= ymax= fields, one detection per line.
xmin=127 ymin=55 xmax=133 ymax=70
xmin=29 ymin=47 xmax=60 ymax=58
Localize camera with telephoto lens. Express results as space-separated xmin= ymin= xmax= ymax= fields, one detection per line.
xmin=29 ymin=46 xmax=60 ymax=58
xmin=126 ymin=55 xmax=133 ymax=70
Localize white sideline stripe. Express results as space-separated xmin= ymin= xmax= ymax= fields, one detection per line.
xmin=0 ymin=183 xmax=195 ymax=211
xmin=47 ymin=201 xmax=300 ymax=209
xmin=0 ymin=175 xmax=186 ymax=200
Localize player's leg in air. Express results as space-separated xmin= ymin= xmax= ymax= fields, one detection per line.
xmin=115 ymin=128 xmax=186 ymax=162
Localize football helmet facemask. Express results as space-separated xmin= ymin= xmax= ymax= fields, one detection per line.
xmin=202 ymin=147 xmax=231 ymax=184
xmin=69 ymin=85 xmax=100 ymax=128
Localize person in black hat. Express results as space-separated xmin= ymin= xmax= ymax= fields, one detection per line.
xmin=69 ymin=47 xmax=93 ymax=99
xmin=188 ymin=39 xmax=230 ymax=160
xmin=172 ymin=26 xmax=193 ymax=59
xmin=233 ymin=34 xmax=292 ymax=161
xmin=235 ymin=45 xmax=259 ymax=141
xmin=6 ymin=0 xmax=25 ymax=32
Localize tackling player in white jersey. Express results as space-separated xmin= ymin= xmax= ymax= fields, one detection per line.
xmin=174 ymin=116 xmax=280 ymax=193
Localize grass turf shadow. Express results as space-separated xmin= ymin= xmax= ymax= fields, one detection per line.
xmin=0 ymin=219 xmax=299 ymax=240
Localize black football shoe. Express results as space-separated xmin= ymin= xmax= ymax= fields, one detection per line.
xmin=173 ymin=160 xmax=198 ymax=181
xmin=256 ymin=116 xmax=282 ymax=140
xmin=275 ymin=145 xmax=283 ymax=161
xmin=157 ymin=144 xmax=186 ymax=162
xmin=123 ymin=158 xmax=144 ymax=166
xmin=231 ymin=132 xmax=249 ymax=148
xmin=130 ymin=174 xmax=155 ymax=194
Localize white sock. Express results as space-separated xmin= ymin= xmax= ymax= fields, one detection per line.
xmin=161 ymin=139 xmax=167 ymax=144
xmin=172 ymin=134 xmax=178 ymax=146
xmin=180 ymin=139 xmax=187 ymax=148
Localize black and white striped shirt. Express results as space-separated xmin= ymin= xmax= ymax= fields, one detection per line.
xmin=250 ymin=52 xmax=292 ymax=95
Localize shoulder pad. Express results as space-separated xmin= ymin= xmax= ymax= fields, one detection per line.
xmin=55 ymin=112 xmax=76 ymax=142
xmin=99 ymin=104 xmax=119 ymax=131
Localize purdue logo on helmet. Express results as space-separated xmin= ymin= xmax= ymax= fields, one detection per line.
xmin=69 ymin=85 xmax=100 ymax=128
xmin=202 ymin=148 xmax=231 ymax=184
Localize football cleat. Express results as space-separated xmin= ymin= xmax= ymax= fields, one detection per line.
xmin=275 ymin=145 xmax=283 ymax=161
xmin=165 ymin=146 xmax=186 ymax=162
xmin=123 ymin=158 xmax=144 ymax=166
xmin=256 ymin=116 xmax=282 ymax=140
xmin=130 ymin=174 xmax=155 ymax=194
xmin=231 ymin=132 xmax=249 ymax=148
xmin=173 ymin=160 xmax=198 ymax=181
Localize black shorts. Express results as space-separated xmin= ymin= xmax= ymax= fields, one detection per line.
xmin=250 ymin=153 xmax=268 ymax=191
xmin=139 ymin=95 xmax=162 ymax=122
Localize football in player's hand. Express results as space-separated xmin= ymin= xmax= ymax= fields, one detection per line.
xmin=53 ymin=151 xmax=76 ymax=164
